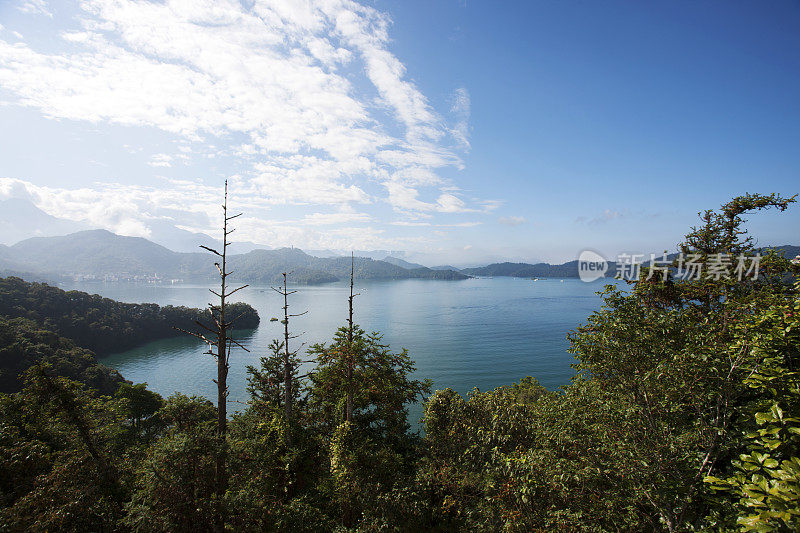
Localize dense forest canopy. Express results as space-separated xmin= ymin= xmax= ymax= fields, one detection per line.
xmin=0 ymin=193 xmax=798 ymax=531
xmin=0 ymin=276 xmax=259 ymax=355
xmin=0 ymin=316 xmax=125 ymax=395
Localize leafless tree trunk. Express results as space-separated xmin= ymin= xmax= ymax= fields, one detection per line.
xmin=346 ymin=252 xmax=359 ymax=423
xmin=177 ymin=180 xmax=248 ymax=533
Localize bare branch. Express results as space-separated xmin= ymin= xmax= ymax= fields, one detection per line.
xmin=173 ymin=326 xmax=214 ymax=346
xmin=199 ymin=245 xmax=222 ymax=256
xmin=228 ymin=336 xmax=251 ymax=352
xmin=225 ymin=284 xmax=249 ymax=297
xmin=194 ymin=320 xmax=220 ymax=336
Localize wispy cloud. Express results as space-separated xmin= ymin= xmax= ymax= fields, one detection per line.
xmin=300 ymin=209 xmax=373 ymax=226
xmin=0 ymin=176 xmax=408 ymax=250
xmin=148 ymin=153 xmax=173 ymax=168
xmin=0 ymin=0 xmax=482 ymax=243
xmin=0 ymin=177 xmax=219 ymax=239
xmin=18 ymin=0 xmax=53 ymax=18
xmin=450 ymin=87 xmax=471 ymax=149
xmin=575 ymin=209 xmax=625 ymax=225
xmin=498 ymin=215 xmax=526 ymax=226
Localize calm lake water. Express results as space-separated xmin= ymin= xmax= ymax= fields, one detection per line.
xmin=60 ymin=277 xmax=621 ymax=425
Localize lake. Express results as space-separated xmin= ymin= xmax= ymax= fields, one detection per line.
xmin=60 ymin=277 xmax=621 ymax=426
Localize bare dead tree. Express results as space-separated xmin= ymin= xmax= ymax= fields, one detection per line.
xmin=176 ymin=180 xmax=248 ymax=533
xmin=271 ymin=271 xmax=307 ymax=423
xmin=346 ymin=252 xmax=359 ymax=423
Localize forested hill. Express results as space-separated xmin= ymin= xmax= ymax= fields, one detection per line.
xmin=0 ymin=316 xmax=125 ymax=394
xmin=461 ymin=259 xmax=619 ymax=278
xmin=461 ymin=245 xmax=800 ymax=279
xmin=381 ymin=256 xmax=427 ymax=270
xmin=228 ymin=247 xmax=468 ymax=283
xmin=4 ymin=230 xmax=468 ymax=283
xmin=0 ymin=276 xmax=259 ymax=355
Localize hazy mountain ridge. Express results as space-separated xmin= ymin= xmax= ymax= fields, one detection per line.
xmin=430 ymin=265 xmax=462 ymax=271
xmin=767 ymin=245 xmax=800 ymax=259
xmin=0 ymin=198 xmax=90 ymax=245
xmin=4 ymin=230 xmax=797 ymax=284
xmin=382 ymin=256 xmax=427 ymax=270
xmin=4 ymin=230 xmax=468 ymax=284
xmin=461 ymin=260 xmax=619 ymax=279
xmin=463 ymin=245 xmax=800 ymax=279
xmin=220 ymin=247 xmax=470 ymax=283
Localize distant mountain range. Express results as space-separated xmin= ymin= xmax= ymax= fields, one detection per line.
xmin=382 ymin=256 xmax=428 ymax=270
xmin=1 ymin=227 xmax=796 ymax=285
xmin=0 ymin=230 xmax=468 ymax=284
xmin=0 ymin=198 xmax=90 ymax=244
xmin=461 ymin=260 xmax=619 ymax=279
xmin=463 ymin=246 xmax=800 ymax=279
xmin=430 ymin=265 xmax=462 ymax=271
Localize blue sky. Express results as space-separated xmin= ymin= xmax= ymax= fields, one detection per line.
xmin=0 ymin=0 xmax=798 ymax=265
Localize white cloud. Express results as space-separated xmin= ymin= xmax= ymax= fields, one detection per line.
xmin=1 ymin=177 xmax=421 ymax=250
xmin=450 ymin=87 xmax=471 ymax=149
xmin=300 ymin=208 xmax=372 ymax=225
xmin=384 ymin=181 xmax=435 ymax=213
xmin=391 ymin=220 xmax=431 ymax=227
xmin=498 ymin=215 xmax=526 ymax=226
xmin=442 ymin=221 xmax=481 ymax=227
xmin=148 ymin=153 xmax=173 ymax=168
xmin=18 ymin=0 xmax=53 ymax=18
xmin=219 ymin=216 xmax=421 ymax=250
xmin=0 ymin=0 xmax=487 ymax=248
xmin=576 ymin=209 xmax=625 ymax=225
xmin=0 ymin=177 xmax=219 ymax=239
xmin=436 ymin=193 xmax=467 ymax=213
xmin=384 ymin=181 xmax=476 ymax=215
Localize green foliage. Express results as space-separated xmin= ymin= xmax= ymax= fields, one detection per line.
xmin=0 ymin=315 xmax=124 ymax=394
xmin=0 ymin=370 xmax=131 ymax=531
xmin=246 ymin=338 xmax=302 ymax=413
xmin=122 ymin=393 xmax=217 ymax=532
xmin=115 ymin=382 xmax=164 ymax=443
xmin=226 ymin=409 xmax=331 ymax=531
xmin=705 ymin=282 xmax=800 ymax=531
xmin=1 ymin=193 xmax=798 ymax=531
xmin=412 ymin=193 xmax=800 ymax=531
xmin=308 ymin=326 xmax=432 ymax=442
xmin=0 ymin=276 xmax=259 ymax=355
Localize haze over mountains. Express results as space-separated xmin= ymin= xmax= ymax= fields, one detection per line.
xmin=1 ymin=198 xmax=797 ymax=284
xmin=1 ymin=228 xmax=796 ymax=285
xmin=0 ymin=198 xmax=271 ymax=254
xmin=0 ymin=198 xmax=420 ymax=260
xmin=0 ymin=230 xmax=468 ymax=284
xmin=0 ymin=198 xmax=89 ymax=243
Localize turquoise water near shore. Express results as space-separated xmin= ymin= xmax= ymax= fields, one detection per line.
xmin=61 ymin=277 xmax=621 ymax=425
